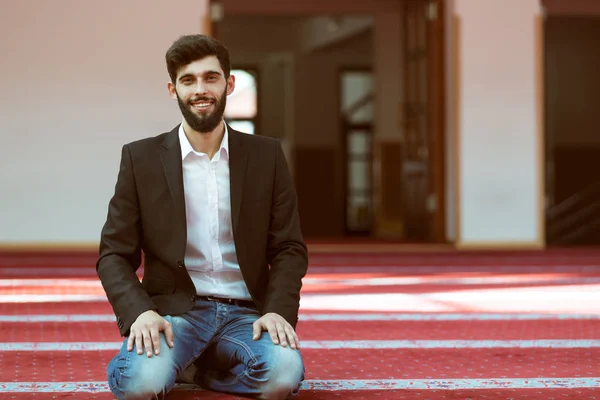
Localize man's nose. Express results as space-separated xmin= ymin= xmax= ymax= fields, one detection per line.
xmin=194 ymin=81 xmax=207 ymax=95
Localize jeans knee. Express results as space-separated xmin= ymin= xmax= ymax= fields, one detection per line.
xmin=123 ymin=383 xmax=167 ymax=400
xmin=107 ymin=352 xmax=175 ymax=400
xmin=261 ymin=377 xmax=301 ymax=400
xmin=256 ymin=347 xmax=304 ymax=400
xmin=111 ymin=370 xmax=169 ymax=400
xmin=109 ymin=368 xmax=166 ymax=400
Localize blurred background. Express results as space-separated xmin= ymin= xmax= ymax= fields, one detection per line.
xmin=2 ymin=0 xmax=599 ymax=250
xmin=1 ymin=1 xmax=600 ymax=398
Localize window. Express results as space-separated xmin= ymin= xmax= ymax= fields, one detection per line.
xmin=341 ymin=70 xmax=374 ymax=234
xmin=224 ymin=68 xmax=258 ymax=134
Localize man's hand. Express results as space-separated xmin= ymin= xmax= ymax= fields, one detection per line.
xmin=127 ymin=310 xmax=174 ymax=357
xmin=252 ymin=312 xmax=300 ymax=350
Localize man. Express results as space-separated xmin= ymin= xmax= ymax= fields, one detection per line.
xmin=96 ymin=34 xmax=307 ymax=400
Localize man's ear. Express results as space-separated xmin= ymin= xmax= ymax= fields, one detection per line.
xmin=168 ymin=82 xmax=178 ymax=100
xmin=226 ymin=74 xmax=236 ymax=96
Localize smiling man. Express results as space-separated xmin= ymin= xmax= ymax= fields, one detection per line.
xmin=97 ymin=34 xmax=307 ymax=400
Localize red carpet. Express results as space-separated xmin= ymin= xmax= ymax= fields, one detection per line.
xmin=0 ymin=249 xmax=599 ymax=399
xmin=2 ymin=319 xmax=600 ymax=342
xmin=4 ymin=389 xmax=598 ymax=400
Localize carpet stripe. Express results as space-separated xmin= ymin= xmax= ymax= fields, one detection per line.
xmin=0 ymin=379 xmax=598 ymax=392
xmin=2 ymin=340 xmax=599 ymax=351
xmin=1 ymin=313 xmax=599 ymax=322
xmin=301 ymin=313 xmax=600 ymax=321
xmin=0 ymin=295 xmax=107 ymax=303
xmin=2 ymin=265 xmax=600 ymax=277
xmin=4 ymin=276 xmax=600 ymax=287
xmin=303 ymin=277 xmax=600 ymax=285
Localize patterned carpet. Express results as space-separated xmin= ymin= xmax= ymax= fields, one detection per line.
xmin=0 ymin=248 xmax=599 ymax=399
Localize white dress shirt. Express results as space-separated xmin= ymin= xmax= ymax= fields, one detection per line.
xmin=179 ymin=123 xmax=252 ymax=300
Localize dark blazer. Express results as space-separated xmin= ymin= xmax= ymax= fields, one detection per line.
xmin=96 ymin=125 xmax=308 ymax=336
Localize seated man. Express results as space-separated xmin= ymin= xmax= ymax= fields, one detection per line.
xmin=96 ymin=34 xmax=307 ymax=400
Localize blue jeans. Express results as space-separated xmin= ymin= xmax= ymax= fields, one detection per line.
xmin=107 ymin=299 xmax=304 ymax=399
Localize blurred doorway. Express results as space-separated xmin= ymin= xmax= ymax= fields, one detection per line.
xmin=212 ymin=0 xmax=446 ymax=243
xmin=400 ymin=0 xmax=446 ymax=243
xmin=543 ymin=2 xmax=600 ymax=245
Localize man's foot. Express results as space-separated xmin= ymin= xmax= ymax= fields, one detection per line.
xmin=176 ymin=364 xmax=199 ymax=384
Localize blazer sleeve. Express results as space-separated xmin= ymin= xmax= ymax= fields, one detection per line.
xmin=96 ymin=144 xmax=156 ymax=336
xmin=263 ymin=140 xmax=308 ymax=328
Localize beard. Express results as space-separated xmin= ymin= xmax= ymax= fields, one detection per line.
xmin=177 ymin=86 xmax=227 ymax=133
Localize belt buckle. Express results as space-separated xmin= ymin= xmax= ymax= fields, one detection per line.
xmin=207 ymin=296 xmax=234 ymax=305
xmin=225 ymin=298 xmax=236 ymax=305
xmin=205 ymin=296 xmax=217 ymax=303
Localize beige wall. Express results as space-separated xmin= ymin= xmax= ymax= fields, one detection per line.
xmin=0 ymin=0 xmax=209 ymax=244
xmin=447 ymin=0 xmax=544 ymax=247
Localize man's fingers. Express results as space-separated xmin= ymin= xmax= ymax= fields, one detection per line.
xmin=276 ymin=324 xmax=288 ymax=347
xmin=252 ymin=320 xmax=262 ymax=341
xmin=252 ymin=314 xmax=300 ymax=349
xmin=285 ymin=326 xmax=299 ymax=350
xmin=267 ymin=324 xmax=280 ymax=345
xmin=142 ymin=332 xmax=153 ymax=357
xmin=150 ymin=328 xmax=161 ymax=355
xmin=135 ymin=332 xmax=144 ymax=355
xmin=293 ymin=332 xmax=301 ymax=349
xmin=127 ymin=332 xmax=135 ymax=352
xmin=163 ymin=321 xmax=175 ymax=348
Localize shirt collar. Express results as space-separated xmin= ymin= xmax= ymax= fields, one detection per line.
xmin=178 ymin=121 xmax=229 ymax=161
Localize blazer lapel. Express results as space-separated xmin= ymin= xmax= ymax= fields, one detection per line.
xmin=160 ymin=126 xmax=187 ymax=243
xmin=228 ymin=128 xmax=248 ymax=233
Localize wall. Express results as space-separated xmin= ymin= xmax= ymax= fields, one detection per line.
xmin=218 ymin=15 xmax=372 ymax=238
xmin=445 ymin=0 xmax=457 ymax=241
xmin=543 ymin=0 xmax=600 ymax=15
xmin=545 ymin=17 xmax=600 ymax=148
xmin=294 ymin=31 xmax=373 ymax=147
xmin=0 ymin=0 xmax=209 ymax=244
xmin=449 ymin=0 xmax=544 ymax=247
xmin=216 ymin=15 xmax=302 ymax=145
xmin=544 ymin=16 xmax=600 ymax=209
xmin=373 ymin=9 xmax=404 ymax=237
xmin=299 ymin=16 xmax=373 ymax=52
xmin=294 ymin=31 xmax=373 ymax=237
xmin=219 ymin=0 xmax=409 ymax=15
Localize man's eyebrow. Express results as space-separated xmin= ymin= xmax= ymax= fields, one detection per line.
xmin=178 ymin=70 xmax=222 ymax=81
xmin=178 ymin=73 xmax=195 ymax=81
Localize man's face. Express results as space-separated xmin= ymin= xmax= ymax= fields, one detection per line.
xmin=168 ymin=56 xmax=235 ymax=133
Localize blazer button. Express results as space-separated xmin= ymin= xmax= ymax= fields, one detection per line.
xmin=177 ymin=261 xmax=185 ymax=268
xmin=191 ymin=294 xmax=197 ymax=302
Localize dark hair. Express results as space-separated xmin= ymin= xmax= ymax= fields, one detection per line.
xmin=165 ymin=34 xmax=231 ymax=83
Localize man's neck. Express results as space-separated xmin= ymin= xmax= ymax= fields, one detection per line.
xmin=183 ymin=120 xmax=225 ymax=160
